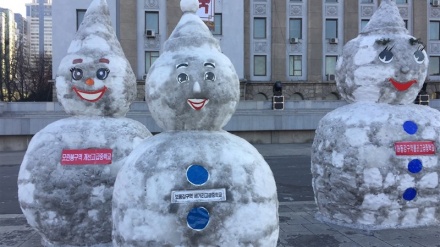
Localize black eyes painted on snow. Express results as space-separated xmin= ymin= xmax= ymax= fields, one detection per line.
xmin=70 ymin=68 xmax=83 ymax=80
xmin=70 ymin=68 xmax=110 ymax=81
xmin=177 ymin=73 xmax=189 ymax=83
xmin=204 ymin=72 xmax=216 ymax=81
xmin=176 ymin=72 xmax=217 ymax=83
xmin=96 ymin=68 xmax=110 ymax=80
xmin=414 ymin=46 xmax=425 ymax=64
xmin=379 ymin=46 xmax=394 ymax=64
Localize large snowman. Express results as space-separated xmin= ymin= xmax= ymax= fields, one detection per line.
xmin=311 ymin=0 xmax=440 ymax=229
xmin=112 ymin=0 xmax=279 ymax=246
xmin=17 ymin=0 xmax=152 ymax=246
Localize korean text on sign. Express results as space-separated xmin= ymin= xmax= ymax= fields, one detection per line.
xmin=61 ymin=148 xmax=113 ymax=165
xmin=394 ymin=141 xmax=436 ymax=156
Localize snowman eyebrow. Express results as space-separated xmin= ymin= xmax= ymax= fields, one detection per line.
xmin=72 ymin=58 xmax=83 ymax=64
xmin=409 ymin=37 xmax=424 ymax=46
xmin=375 ymin=38 xmax=391 ymax=45
xmin=99 ymin=58 xmax=110 ymax=64
xmin=176 ymin=63 xmax=188 ymax=69
xmin=204 ymin=62 xmax=215 ymax=68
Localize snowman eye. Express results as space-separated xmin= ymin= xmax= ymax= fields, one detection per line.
xmin=96 ymin=68 xmax=110 ymax=80
xmin=177 ymin=73 xmax=189 ymax=83
xmin=414 ymin=47 xmax=425 ymax=64
xmin=204 ymin=72 xmax=216 ymax=81
xmin=70 ymin=68 xmax=83 ymax=80
xmin=379 ymin=46 xmax=394 ymax=64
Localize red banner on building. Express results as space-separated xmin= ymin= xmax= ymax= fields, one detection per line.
xmin=197 ymin=0 xmax=215 ymax=30
xmin=394 ymin=141 xmax=436 ymax=156
xmin=61 ymin=149 xmax=113 ymax=165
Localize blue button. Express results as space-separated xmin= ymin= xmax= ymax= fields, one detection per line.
xmin=408 ymin=159 xmax=423 ymax=174
xmin=403 ymin=188 xmax=417 ymax=201
xmin=186 ymin=165 xmax=209 ymax=186
xmin=187 ymin=207 xmax=210 ymax=231
xmin=403 ymin=121 xmax=418 ymax=135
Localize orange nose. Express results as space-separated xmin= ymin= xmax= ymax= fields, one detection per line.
xmin=85 ymin=78 xmax=94 ymax=86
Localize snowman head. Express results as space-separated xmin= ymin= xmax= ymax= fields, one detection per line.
xmin=336 ymin=0 xmax=428 ymax=104
xmin=56 ymin=0 xmax=136 ymax=117
xmin=146 ymin=0 xmax=240 ymax=131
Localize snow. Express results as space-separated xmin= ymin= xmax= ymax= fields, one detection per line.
xmin=112 ymin=1 xmax=278 ymax=245
xmin=312 ymin=0 xmax=440 ymax=230
xmin=18 ymin=0 xmax=152 ymax=246
xmin=180 ymin=0 xmax=199 ymax=13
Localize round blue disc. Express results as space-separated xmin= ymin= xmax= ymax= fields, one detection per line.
xmin=187 ymin=207 xmax=210 ymax=231
xmin=186 ymin=165 xmax=209 ymax=185
xmin=408 ymin=159 xmax=423 ymax=174
xmin=403 ymin=188 xmax=417 ymax=201
xmin=403 ymin=121 xmax=418 ymax=135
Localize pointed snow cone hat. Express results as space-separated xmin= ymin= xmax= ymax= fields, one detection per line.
xmin=163 ymin=0 xmax=221 ymax=53
xmin=361 ymin=0 xmax=408 ymax=35
xmin=56 ymin=0 xmax=136 ymax=117
xmin=68 ymin=0 xmax=124 ymax=55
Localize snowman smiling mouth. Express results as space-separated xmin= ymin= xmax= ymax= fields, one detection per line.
xmin=187 ymin=99 xmax=209 ymax=111
xmin=73 ymin=86 xmax=107 ymax=102
xmin=389 ymin=78 xmax=417 ymax=91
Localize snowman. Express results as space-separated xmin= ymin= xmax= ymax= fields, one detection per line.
xmin=312 ymin=0 xmax=440 ymax=229
xmin=112 ymin=0 xmax=279 ymax=246
xmin=17 ymin=0 xmax=152 ymax=246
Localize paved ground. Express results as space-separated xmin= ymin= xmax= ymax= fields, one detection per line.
xmin=2 ymin=144 xmax=440 ymax=247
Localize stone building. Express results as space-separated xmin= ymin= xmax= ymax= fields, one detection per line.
xmin=52 ymin=0 xmax=440 ymax=101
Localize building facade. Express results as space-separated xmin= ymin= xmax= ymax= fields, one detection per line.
xmin=26 ymin=0 xmax=52 ymax=59
xmin=0 ymin=8 xmax=17 ymax=96
xmin=51 ymin=0 xmax=440 ymax=101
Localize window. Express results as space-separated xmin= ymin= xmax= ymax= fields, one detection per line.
xmin=360 ymin=0 xmax=373 ymax=3
xmin=76 ymin=9 xmax=86 ymax=30
xmin=361 ymin=19 xmax=369 ymax=31
xmin=326 ymin=0 xmax=338 ymax=2
xmin=395 ymin=0 xmax=408 ymax=3
xmin=145 ymin=51 xmax=159 ymax=74
xmin=145 ymin=11 xmax=159 ymax=34
xmin=325 ymin=19 xmax=338 ymax=39
xmin=254 ymin=55 xmax=267 ymax=76
xmin=430 ymin=21 xmax=440 ymax=40
xmin=403 ymin=20 xmax=408 ymax=29
xmin=212 ymin=14 xmax=222 ymax=35
xmin=429 ymin=56 xmax=440 ymax=76
xmin=254 ymin=18 xmax=266 ymax=39
xmin=325 ymin=56 xmax=337 ymax=76
xmin=289 ymin=55 xmax=302 ymax=76
xmin=289 ymin=19 xmax=302 ymax=39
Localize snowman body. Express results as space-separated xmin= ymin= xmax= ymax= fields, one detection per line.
xmin=313 ymin=102 xmax=440 ymax=228
xmin=113 ymin=131 xmax=278 ymax=246
xmin=112 ymin=1 xmax=279 ymax=245
xmin=18 ymin=0 xmax=152 ymax=245
xmin=312 ymin=0 xmax=436 ymax=229
xmin=18 ymin=117 xmax=151 ymax=246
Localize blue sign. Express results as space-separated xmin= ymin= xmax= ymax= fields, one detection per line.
xmin=187 ymin=207 xmax=210 ymax=231
xmin=187 ymin=165 xmax=209 ymax=186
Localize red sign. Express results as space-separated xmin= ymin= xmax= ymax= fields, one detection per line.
xmin=199 ymin=0 xmax=211 ymax=14
xmin=61 ymin=149 xmax=113 ymax=165
xmin=394 ymin=141 xmax=436 ymax=156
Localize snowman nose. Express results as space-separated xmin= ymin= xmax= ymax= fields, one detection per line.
xmin=85 ymin=78 xmax=95 ymax=86
xmin=193 ymin=81 xmax=201 ymax=93
xmin=400 ymin=66 xmax=410 ymax=74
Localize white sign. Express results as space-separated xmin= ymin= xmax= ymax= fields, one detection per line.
xmin=197 ymin=0 xmax=215 ymax=30
xmin=171 ymin=188 xmax=226 ymax=204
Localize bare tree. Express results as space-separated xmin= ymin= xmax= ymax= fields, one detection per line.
xmin=1 ymin=35 xmax=53 ymax=102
